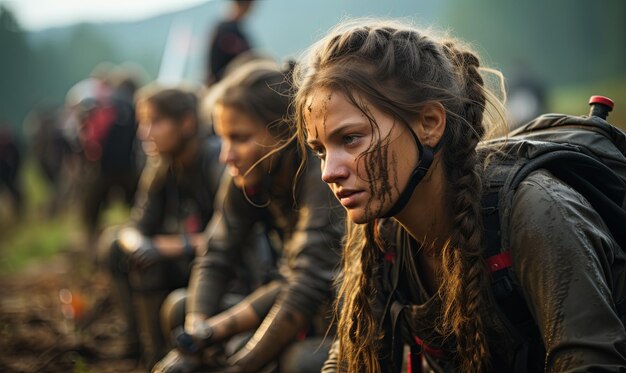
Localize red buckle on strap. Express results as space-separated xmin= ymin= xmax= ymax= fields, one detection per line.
xmin=384 ymin=251 xmax=396 ymax=263
xmin=414 ymin=335 xmax=445 ymax=359
xmin=486 ymin=252 xmax=512 ymax=273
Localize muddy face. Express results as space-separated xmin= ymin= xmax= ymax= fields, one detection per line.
xmin=304 ymin=88 xmax=419 ymax=223
xmin=213 ymin=103 xmax=281 ymax=189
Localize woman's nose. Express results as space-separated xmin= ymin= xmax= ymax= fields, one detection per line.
xmin=219 ymin=142 xmax=235 ymax=164
xmin=143 ymin=122 xmax=154 ymax=139
xmin=137 ymin=122 xmax=150 ymax=140
xmin=321 ymin=154 xmax=349 ymax=184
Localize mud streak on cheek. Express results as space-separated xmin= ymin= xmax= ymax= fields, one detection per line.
xmin=362 ymin=137 xmax=396 ymax=219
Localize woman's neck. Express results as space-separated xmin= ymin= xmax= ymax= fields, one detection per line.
xmin=173 ymin=137 xmax=200 ymax=171
xmin=268 ymin=146 xmax=297 ymax=196
xmin=393 ymin=155 xmax=451 ymax=257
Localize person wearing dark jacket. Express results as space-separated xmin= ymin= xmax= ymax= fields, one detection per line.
xmin=154 ymin=61 xmax=345 ymax=373
xmin=99 ymin=88 xmax=225 ymax=370
xmin=205 ymin=0 xmax=254 ymax=86
xmin=295 ymin=19 xmax=626 ymax=372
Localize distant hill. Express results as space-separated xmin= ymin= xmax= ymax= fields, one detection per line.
xmin=26 ymin=0 xmax=444 ymax=83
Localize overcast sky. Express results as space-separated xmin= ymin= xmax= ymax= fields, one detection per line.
xmin=1 ymin=0 xmax=212 ymax=30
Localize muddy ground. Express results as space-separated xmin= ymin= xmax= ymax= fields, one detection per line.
xmin=0 ymin=250 xmax=144 ymax=373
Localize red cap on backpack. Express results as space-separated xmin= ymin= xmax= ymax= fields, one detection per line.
xmin=589 ymin=96 xmax=614 ymax=110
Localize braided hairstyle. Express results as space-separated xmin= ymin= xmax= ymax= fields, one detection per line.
xmin=294 ymin=19 xmax=505 ymax=372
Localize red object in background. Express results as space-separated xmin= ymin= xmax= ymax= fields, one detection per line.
xmin=81 ymin=105 xmax=117 ymax=162
xmin=59 ymin=288 xmax=86 ymax=322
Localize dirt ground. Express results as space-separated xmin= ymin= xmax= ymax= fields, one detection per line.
xmin=0 ymin=249 xmax=145 ymax=373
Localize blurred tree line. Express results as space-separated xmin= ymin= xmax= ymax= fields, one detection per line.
xmin=445 ymin=0 xmax=626 ymax=86
xmin=0 ymin=4 xmax=42 ymax=141
xmin=0 ymin=4 xmax=159 ymax=143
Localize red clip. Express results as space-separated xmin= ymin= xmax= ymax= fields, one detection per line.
xmin=414 ymin=335 xmax=445 ymax=359
xmin=384 ymin=251 xmax=396 ymax=263
xmin=486 ymin=252 xmax=512 ymax=273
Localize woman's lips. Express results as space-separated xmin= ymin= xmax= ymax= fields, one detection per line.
xmin=336 ymin=189 xmax=364 ymax=208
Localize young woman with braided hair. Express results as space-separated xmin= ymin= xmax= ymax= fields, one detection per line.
xmin=295 ymin=20 xmax=626 ymax=372
xmin=153 ymin=60 xmax=345 ymax=373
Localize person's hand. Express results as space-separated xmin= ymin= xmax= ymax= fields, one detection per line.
xmin=174 ymin=322 xmax=214 ymax=354
xmin=130 ymin=240 xmax=161 ymax=268
xmin=119 ymin=227 xmax=161 ymax=268
xmin=184 ymin=313 xmax=210 ymax=338
xmin=152 ymin=349 xmax=201 ymax=373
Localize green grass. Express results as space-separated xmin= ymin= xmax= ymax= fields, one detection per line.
xmin=0 ymin=214 xmax=78 ymax=273
xmin=0 ymin=157 xmax=130 ymax=275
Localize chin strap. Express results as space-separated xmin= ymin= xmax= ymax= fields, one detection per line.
xmin=381 ymin=129 xmax=441 ymax=218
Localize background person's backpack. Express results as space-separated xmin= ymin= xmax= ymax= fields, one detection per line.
xmin=479 ymin=96 xmax=626 ymax=371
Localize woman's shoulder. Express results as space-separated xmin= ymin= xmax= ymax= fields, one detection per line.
xmin=510 ymin=168 xmax=607 ymax=238
xmin=507 ymin=168 xmax=618 ymax=266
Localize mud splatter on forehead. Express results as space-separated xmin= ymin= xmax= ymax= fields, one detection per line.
xmin=303 ymin=93 xmax=318 ymax=139
xmin=304 ymin=89 xmax=334 ymax=140
xmin=322 ymin=91 xmax=332 ymax=136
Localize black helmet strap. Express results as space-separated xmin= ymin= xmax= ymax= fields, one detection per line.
xmin=380 ymin=128 xmax=441 ymax=218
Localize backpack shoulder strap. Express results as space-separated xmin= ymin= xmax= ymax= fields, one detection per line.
xmin=481 ymin=181 xmax=534 ymax=327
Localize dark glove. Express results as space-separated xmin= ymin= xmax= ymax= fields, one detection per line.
xmin=119 ymin=227 xmax=162 ymax=268
xmin=152 ymin=325 xmax=220 ymax=373
xmin=152 ymin=349 xmax=201 ymax=373
xmin=129 ymin=239 xmax=161 ymax=268
xmin=173 ymin=325 xmax=214 ymax=354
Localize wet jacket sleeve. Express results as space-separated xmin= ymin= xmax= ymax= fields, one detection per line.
xmin=509 ymin=169 xmax=626 ymax=372
xmin=229 ymin=164 xmax=345 ymax=371
xmin=187 ymin=176 xmax=260 ymax=316
xmin=274 ymin=171 xmax=344 ymax=319
xmin=132 ymin=158 xmax=167 ymax=236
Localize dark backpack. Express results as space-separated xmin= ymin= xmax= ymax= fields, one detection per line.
xmin=480 ymin=96 xmax=626 ymax=370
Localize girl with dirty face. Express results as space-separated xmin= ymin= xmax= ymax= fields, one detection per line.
xmin=294 ymin=19 xmax=626 ymax=373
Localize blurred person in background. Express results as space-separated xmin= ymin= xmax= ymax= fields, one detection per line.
xmin=66 ymin=65 xmax=142 ymax=248
xmin=24 ymin=104 xmax=73 ymax=216
xmin=205 ymin=0 xmax=255 ymax=86
xmin=506 ymin=60 xmax=547 ymax=130
xmin=98 ymin=88 xmax=226 ymax=370
xmin=154 ymin=60 xmax=344 ymax=373
xmin=0 ymin=122 xmax=22 ymax=218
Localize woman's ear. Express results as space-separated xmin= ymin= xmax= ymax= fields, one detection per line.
xmin=414 ymin=102 xmax=446 ymax=148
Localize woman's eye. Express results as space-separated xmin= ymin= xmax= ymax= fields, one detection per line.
xmin=312 ymin=147 xmax=326 ymax=160
xmin=343 ymin=134 xmax=361 ymax=146
xmin=232 ymin=135 xmax=250 ymax=143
